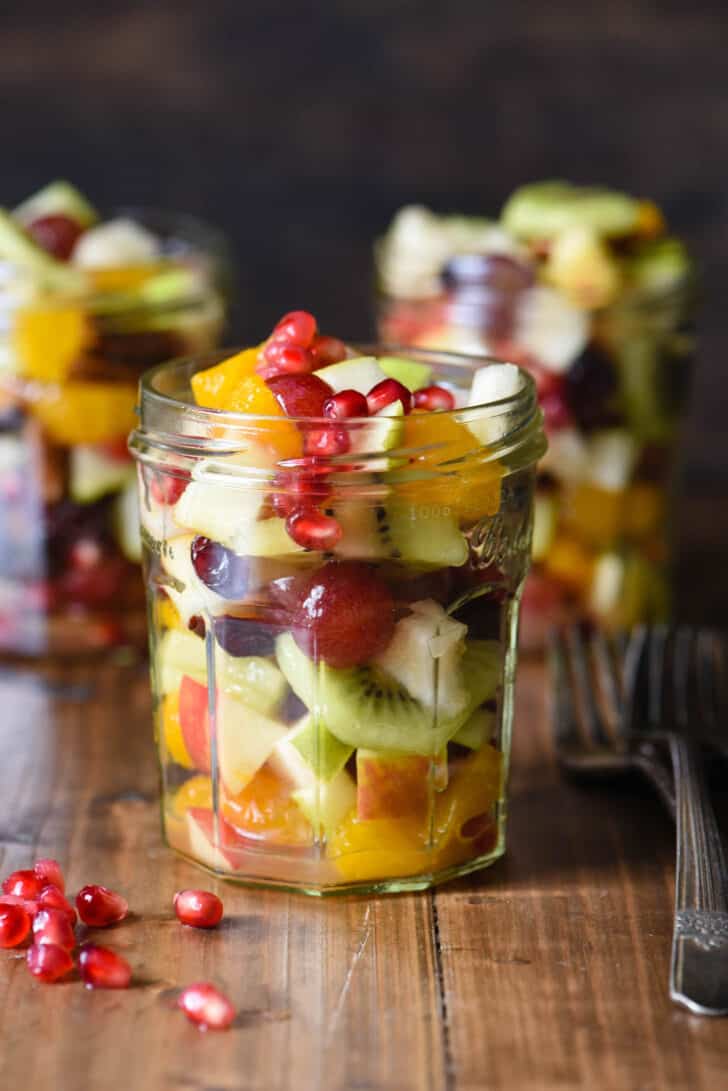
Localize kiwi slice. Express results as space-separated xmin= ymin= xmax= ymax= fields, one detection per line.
xmin=275 ymin=632 xmax=500 ymax=755
xmin=331 ymin=499 xmax=468 ymax=567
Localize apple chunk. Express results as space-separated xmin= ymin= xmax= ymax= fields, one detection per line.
xmin=186 ymin=807 xmax=245 ymax=871
xmin=356 ymin=749 xmax=448 ymax=821
xmin=217 ymin=692 xmax=288 ymax=797
xmin=178 ymin=675 xmax=211 ymax=773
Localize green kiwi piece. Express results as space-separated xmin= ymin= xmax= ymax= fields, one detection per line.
xmin=331 ymin=499 xmax=468 ymax=567
xmin=275 ymin=632 xmax=500 ymax=755
xmin=501 ymin=181 xmax=640 ymax=240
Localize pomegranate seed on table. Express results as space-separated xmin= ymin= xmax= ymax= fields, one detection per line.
xmin=323 ymin=389 xmax=369 ymax=419
xmin=2 ymin=870 xmax=43 ymax=900
xmin=258 ymin=342 xmax=314 ymax=379
xmin=0 ymin=904 xmax=31 ymax=948
xmin=178 ymin=983 xmax=236 ymax=1030
xmin=33 ymin=908 xmax=76 ymax=950
xmin=37 ymin=885 xmax=77 ymax=925
xmin=174 ymin=890 xmax=224 ymax=929
xmin=366 ymin=378 xmax=413 ymax=415
xmin=309 ymin=334 xmax=347 ymax=367
xmin=76 ymin=885 xmax=128 ymax=927
xmin=78 ymin=944 xmax=132 ymax=989
xmin=26 ymin=942 xmax=74 ymax=983
xmin=286 ymin=508 xmax=342 ymax=551
xmin=26 ymin=213 xmax=83 ymax=261
xmin=413 ymin=385 xmax=456 ymax=411
xmin=271 ymin=310 xmax=317 ymax=347
xmin=266 ymin=373 xmax=333 ymax=417
xmin=34 ymin=858 xmax=65 ymax=893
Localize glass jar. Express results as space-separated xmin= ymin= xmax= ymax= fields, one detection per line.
xmin=130 ymin=346 xmax=546 ymax=895
xmin=377 ymin=260 xmax=696 ymax=649
xmin=0 ymin=210 xmax=230 ymax=656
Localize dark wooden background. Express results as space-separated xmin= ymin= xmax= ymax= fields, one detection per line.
xmin=1 ymin=0 xmax=727 ymax=607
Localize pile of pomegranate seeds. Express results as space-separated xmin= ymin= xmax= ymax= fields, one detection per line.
xmin=0 ymin=857 xmax=235 ymax=1030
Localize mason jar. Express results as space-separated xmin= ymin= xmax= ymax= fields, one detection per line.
xmin=130 ymin=346 xmax=546 ymax=895
xmin=0 ymin=210 xmax=230 ymax=656
xmin=377 ymin=253 xmax=696 ymax=649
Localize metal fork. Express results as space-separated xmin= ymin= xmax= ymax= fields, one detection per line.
xmin=622 ymin=626 xmax=728 ymax=1016
xmin=550 ymin=625 xmax=676 ymax=815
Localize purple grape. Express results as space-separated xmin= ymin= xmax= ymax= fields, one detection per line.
xmin=213 ymin=614 xmax=282 ymax=657
xmin=190 ymin=537 xmax=250 ymax=599
xmin=564 ymin=345 xmax=620 ymax=432
xmin=441 ymin=253 xmax=534 ymax=294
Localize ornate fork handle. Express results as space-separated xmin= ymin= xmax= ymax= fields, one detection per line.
xmin=669 ymin=734 xmax=728 ymax=1015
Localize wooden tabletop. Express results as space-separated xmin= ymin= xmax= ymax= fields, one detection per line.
xmin=1 ymin=655 xmax=727 ymax=1091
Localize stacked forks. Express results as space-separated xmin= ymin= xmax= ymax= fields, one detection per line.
xmin=550 ymin=625 xmax=728 ymax=1016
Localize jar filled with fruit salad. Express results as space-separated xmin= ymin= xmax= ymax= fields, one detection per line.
xmin=0 ymin=181 xmax=230 ymax=655
xmin=130 ymin=310 xmax=546 ymax=894
xmin=376 ymin=183 xmax=696 ymax=647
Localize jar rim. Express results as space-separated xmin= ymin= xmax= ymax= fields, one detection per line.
xmin=137 ymin=342 xmax=541 ymax=427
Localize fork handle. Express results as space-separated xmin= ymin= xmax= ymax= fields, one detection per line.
xmin=669 ymin=733 xmax=728 ymax=1015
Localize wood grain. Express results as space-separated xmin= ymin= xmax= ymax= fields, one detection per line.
xmin=0 ymin=657 xmax=727 ymax=1090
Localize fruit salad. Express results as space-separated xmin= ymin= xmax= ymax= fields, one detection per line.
xmin=130 ymin=310 xmax=545 ymax=894
xmin=0 ymin=181 xmax=229 ymax=655
xmin=376 ymin=182 xmax=696 ymax=646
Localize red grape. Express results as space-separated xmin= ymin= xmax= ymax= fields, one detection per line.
xmin=309 ymin=335 xmax=347 ymax=367
xmin=191 ymin=537 xmax=250 ymax=599
xmin=26 ymin=214 xmax=83 ymax=261
xmin=266 ymin=373 xmax=332 ymax=417
xmin=289 ymin=561 xmax=396 ymax=668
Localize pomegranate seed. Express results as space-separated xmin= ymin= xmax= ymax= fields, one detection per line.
xmin=26 ymin=942 xmax=73 ymax=983
xmin=259 ymin=342 xmax=314 ymax=379
xmin=303 ymin=424 xmax=350 ymax=457
xmin=26 ymin=213 xmax=83 ymax=261
xmin=0 ymin=903 xmax=31 ymax=948
xmin=33 ymin=908 xmax=76 ymax=950
xmin=541 ymin=392 xmax=573 ymax=432
xmin=271 ymin=310 xmax=317 ymax=347
xmin=78 ymin=944 xmax=132 ymax=989
xmin=309 ymin=334 xmax=347 ymax=367
xmin=34 ymin=858 xmax=65 ymax=893
xmin=269 ymin=469 xmax=331 ymax=519
xmin=174 ymin=890 xmax=224 ymax=929
xmin=286 ymin=508 xmax=342 ymax=551
xmin=0 ymin=895 xmax=39 ymax=920
xmin=2 ymin=869 xmax=43 ymax=900
xmin=366 ymin=378 xmax=412 ymax=415
xmin=323 ymin=389 xmax=369 ymax=419
xmin=265 ymin=373 xmax=332 ymax=417
xmin=150 ymin=471 xmax=187 ymax=506
xmin=178 ymin=983 xmax=235 ymax=1030
xmin=76 ymin=885 xmax=128 ymax=927
xmin=413 ymin=385 xmax=455 ymax=411
xmin=37 ymin=885 xmax=77 ymax=925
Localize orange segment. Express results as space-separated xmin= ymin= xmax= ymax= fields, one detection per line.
xmin=544 ymin=535 xmax=595 ymax=594
xmin=227 ymin=374 xmax=301 ymax=459
xmin=155 ymin=595 xmax=185 ymax=632
xmin=29 ymin=380 xmax=138 ymax=446
xmin=161 ymin=691 xmax=193 ymax=769
xmin=400 ymin=411 xmax=501 ymax=520
xmin=221 ymin=765 xmax=312 ymax=847
xmin=634 ymin=200 xmax=665 ymax=239
xmin=171 ymin=775 xmax=213 ymax=817
xmin=14 ymin=306 xmax=92 ymax=382
xmin=191 ymin=346 xmax=261 ymax=409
